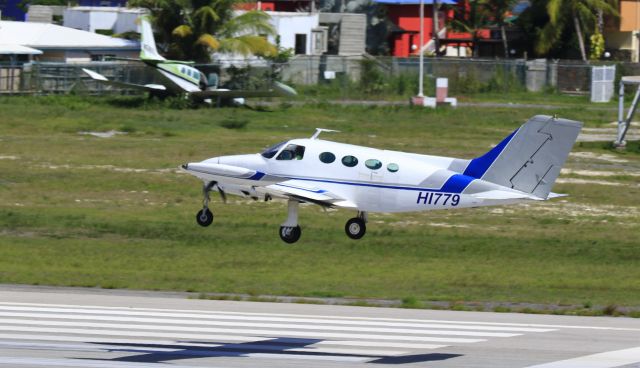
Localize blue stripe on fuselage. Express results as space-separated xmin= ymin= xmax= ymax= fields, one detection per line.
xmin=247 ymin=172 xmax=265 ymax=180
xmin=463 ymin=128 xmax=518 ymax=179
xmin=440 ymin=174 xmax=475 ymax=193
xmin=287 ymin=174 xmax=475 ymax=194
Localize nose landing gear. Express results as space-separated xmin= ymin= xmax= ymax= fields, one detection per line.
xmin=345 ymin=211 xmax=367 ymax=240
xmin=196 ymin=182 xmax=216 ymax=227
xmin=196 ymin=208 xmax=213 ymax=226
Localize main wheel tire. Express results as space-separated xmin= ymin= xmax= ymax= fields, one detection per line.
xmin=279 ymin=225 xmax=301 ymax=244
xmin=196 ymin=208 xmax=214 ymax=227
xmin=345 ymin=218 xmax=366 ymax=240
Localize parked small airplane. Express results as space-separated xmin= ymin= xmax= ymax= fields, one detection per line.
xmin=82 ymin=17 xmax=296 ymax=102
xmin=182 ymin=115 xmax=582 ymax=243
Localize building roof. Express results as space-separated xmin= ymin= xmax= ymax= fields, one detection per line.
xmin=373 ymin=0 xmax=458 ymax=4
xmin=0 ymin=44 xmax=43 ymax=55
xmin=0 ymin=21 xmax=139 ymax=50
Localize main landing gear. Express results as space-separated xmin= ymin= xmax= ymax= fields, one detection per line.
xmin=280 ymin=200 xmax=302 ymax=244
xmin=345 ymin=211 xmax=367 ymax=240
xmin=196 ymin=182 xmax=216 ymax=227
xmin=193 ymin=186 xmax=368 ymax=243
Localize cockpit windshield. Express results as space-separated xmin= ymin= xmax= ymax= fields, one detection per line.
xmin=261 ymin=141 xmax=287 ymax=159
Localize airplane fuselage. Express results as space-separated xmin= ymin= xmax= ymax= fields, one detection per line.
xmin=183 ymin=117 xmax=582 ymax=242
xmin=184 ymin=138 xmax=529 ymax=213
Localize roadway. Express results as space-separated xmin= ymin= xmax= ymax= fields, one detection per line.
xmin=0 ymin=285 xmax=639 ymax=368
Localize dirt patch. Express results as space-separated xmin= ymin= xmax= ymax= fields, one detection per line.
xmin=78 ymin=130 xmax=127 ymax=138
xmin=569 ymin=151 xmax=629 ymax=163
xmin=561 ymin=168 xmax=640 ymax=177
xmin=556 ymin=178 xmax=625 ymax=186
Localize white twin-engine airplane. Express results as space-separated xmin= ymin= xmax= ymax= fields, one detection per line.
xmin=182 ymin=115 xmax=582 ymax=243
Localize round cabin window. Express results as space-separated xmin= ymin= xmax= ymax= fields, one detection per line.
xmin=319 ymin=152 xmax=336 ymax=163
xmin=365 ymin=159 xmax=382 ymax=170
xmin=341 ymin=155 xmax=358 ymax=167
xmin=387 ymin=163 xmax=399 ymax=172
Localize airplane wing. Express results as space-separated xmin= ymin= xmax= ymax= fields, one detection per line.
xmin=262 ymin=182 xmax=357 ymax=209
xmin=82 ymin=68 xmax=167 ymax=93
xmin=190 ymin=82 xmax=298 ymax=99
xmin=183 ymin=162 xmax=355 ymax=208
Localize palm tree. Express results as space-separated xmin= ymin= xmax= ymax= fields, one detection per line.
xmin=129 ymin=0 xmax=277 ymax=62
xmin=536 ymin=0 xmax=618 ymax=62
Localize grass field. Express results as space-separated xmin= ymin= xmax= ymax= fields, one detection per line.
xmin=0 ymin=95 xmax=639 ymax=315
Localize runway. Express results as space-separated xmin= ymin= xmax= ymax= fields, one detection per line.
xmin=0 ymin=286 xmax=639 ymax=367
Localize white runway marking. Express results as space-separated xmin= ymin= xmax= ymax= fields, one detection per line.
xmin=0 ymin=301 xmax=554 ymax=365
xmin=2 ymin=302 xmax=636 ymax=331
xmin=0 ymin=357 xmax=234 ymax=368
xmin=0 ymin=321 xmax=487 ymax=343
xmin=0 ymin=314 xmax=522 ymax=337
xmin=0 ymin=306 xmax=555 ymax=332
xmin=524 ymin=346 xmax=640 ymax=368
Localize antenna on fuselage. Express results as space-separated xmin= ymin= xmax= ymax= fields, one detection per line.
xmin=311 ymin=128 xmax=340 ymax=140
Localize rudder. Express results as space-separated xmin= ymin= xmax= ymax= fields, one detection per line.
xmin=462 ymin=115 xmax=582 ymax=199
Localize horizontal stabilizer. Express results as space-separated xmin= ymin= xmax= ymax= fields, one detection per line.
xmin=471 ymin=190 xmax=542 ymax=201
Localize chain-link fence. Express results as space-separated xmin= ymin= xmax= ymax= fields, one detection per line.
xmin=0 ymin=57 xmax=627 ymax=100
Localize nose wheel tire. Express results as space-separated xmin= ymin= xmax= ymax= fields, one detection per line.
xmin=345 ymin=218 xmax=366 ymax=239
xmin=279 ymin=225 xmax=301 ymax=244
xmin=196 ymin=208 xmax=214 ymax=227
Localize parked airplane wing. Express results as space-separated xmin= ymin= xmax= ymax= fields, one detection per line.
xmin=264 ymin=182 xmax=357 ymax=208
xmin=190 ymin=81 xmax=298 ymax=99
xmin=82 ymin=68 xmax=167 ymax=93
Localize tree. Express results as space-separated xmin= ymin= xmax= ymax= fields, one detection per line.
xmin=536 ymin=0 xmax=618 ymax=62
xmin=128 ymin=0 xmax=277 ymax=62
xmin=482 ymin=0 xmax=518 ymax=58
xmin=450 ymin=0 xmax=491 ymax=58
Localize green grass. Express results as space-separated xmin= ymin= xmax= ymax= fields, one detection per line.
xmin=0 ymin=95 xmax=639 ymax=309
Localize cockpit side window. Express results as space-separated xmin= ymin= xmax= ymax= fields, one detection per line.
xmin=276 ymin=144 xmax=305 ymax=160
xmin=261 ymin=141 xmax=287 ymax=159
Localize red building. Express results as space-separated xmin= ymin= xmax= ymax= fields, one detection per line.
xmin=375 ymin=0 xmax=489 ymax=57
xmin=237 ymin=0 xmax=314 ymax=12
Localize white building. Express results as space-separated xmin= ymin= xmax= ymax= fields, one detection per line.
xmin=0 ymin=20 xmax=139 ymax=62
xmin=63 ymin=6 xmax=148 ymax=35
xmin=268 ymin=12 xmax=323 ymax=55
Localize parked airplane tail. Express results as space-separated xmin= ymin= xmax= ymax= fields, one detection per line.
xmin=139 ymin=16 xmax=166 ymax=62
xmin=461 ymin=115 xmax=582 ymax=199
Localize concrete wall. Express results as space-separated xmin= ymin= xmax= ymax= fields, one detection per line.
xmin=268 ymin=12 xmax=319 ymax=55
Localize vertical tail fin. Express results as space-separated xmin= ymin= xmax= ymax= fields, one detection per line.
xmin=462 ymin=115 xmax=582 ymax=199
xmin=139 ymin=16 xmax=165 ymax=62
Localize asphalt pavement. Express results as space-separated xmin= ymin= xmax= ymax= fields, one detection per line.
xmin=0 ymin=285 xmax=639 ymax=368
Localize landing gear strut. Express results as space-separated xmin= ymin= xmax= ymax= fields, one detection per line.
xmin=196 ymin=182 xmax=215 ymax=227
xmin=279 ymin=200 xmax=302 ymax=243
xmin=345 ymin=211 xmax=367 ymax=240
